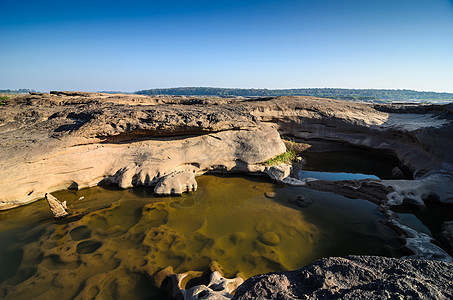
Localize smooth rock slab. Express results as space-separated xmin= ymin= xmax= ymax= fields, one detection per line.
xmin=233 ymin=256 xmax=453 ymax=299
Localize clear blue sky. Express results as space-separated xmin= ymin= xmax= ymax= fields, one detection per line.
xmin=1 ymin=0 xmax=453 ymax=92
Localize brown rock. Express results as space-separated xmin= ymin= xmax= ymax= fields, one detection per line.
xmin=45 ymin=193 xmax=69 ymax=218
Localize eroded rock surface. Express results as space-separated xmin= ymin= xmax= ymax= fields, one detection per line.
xmin=155 ymin=263 xmax=244 ymax=300
xmin=233 ymin=256 xmax=453 ymax=299
xmin=2 ymin=93 xmax=453 ymax=298
xmin=1 ymin=93 xmax=452 ymax=209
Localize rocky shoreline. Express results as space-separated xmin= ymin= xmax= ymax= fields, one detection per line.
xmin=233 ymin=255 xmax=453 ymax=299
xmin=1 ymin=92 xmax=452 ymax=298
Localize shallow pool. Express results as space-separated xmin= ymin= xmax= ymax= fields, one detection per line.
xmin=0 ymin=175 xmax=404 ymax=299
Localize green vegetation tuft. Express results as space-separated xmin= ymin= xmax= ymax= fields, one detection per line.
xmin=264 ymin=149 xmax=297 ymax=166
xmin=0 ymin=95 xmax=9 ymax=106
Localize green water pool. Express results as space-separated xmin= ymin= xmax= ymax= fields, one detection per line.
xmin=0 ymin=175 xmax=404 ymax=299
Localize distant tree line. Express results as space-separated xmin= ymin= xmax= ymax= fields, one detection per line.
xmin=0 ymin=89 xmax=37 ymax=94
xmin=97 ymin=91 xmax=125 ymax=94
xmin=135 ymin=87 xmax=453 ymax=102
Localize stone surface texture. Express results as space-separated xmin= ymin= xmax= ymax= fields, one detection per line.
xmin=1 ymin=93 xmax=452 ymax=210
xmin=154 ymin=171 xmax=198 ymax=195
xmin=233 ymin=256 xmax=453 ymax=300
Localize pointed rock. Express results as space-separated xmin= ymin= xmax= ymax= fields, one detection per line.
xmin=45 ymin=193 xmax=69 ymax=218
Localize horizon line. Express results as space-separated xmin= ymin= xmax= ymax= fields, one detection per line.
xmin=3 ymin=87 xmax=453 ymax=94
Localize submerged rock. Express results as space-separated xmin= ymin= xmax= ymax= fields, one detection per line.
xmin=258 ymin=232 xmax=280 ymax=246
xmin=172 ymin=271 xmax=243 ymax=300
xmin=45 ymin=193 xmax=69 ymax=218
xmin=233 ymin=256 xmax=453 ymax=299
xmin=155 ymin=262 xmax=244 ymax=300
xmin=290 ymin=195 xmax=313 ymax=207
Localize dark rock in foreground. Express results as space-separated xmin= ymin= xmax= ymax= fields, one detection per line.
xmin=233 ymin=256 xmax=453 ymax=299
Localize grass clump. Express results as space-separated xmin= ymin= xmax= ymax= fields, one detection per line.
xmin=264 ymin=149 xmax=297 ymax=166
xmin=0 ymin=95 xmax=9 ymax=106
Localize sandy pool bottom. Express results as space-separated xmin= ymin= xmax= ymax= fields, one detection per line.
xmin=0 ymin=175 xmax=403 ymax=299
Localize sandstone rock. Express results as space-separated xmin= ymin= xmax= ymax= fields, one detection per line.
xmin=304 ymin=179 xmax=392 ymax=205
xmin=386 ymin=219 xmax=452 ymax=262
xmin=259 ymin=232 xmax=280 ymax=246
xmin=172 ymin=271 xmax=243 ymax=300
xmin=45 ymin=193 xmax=69 ymax=218
xmin=154 ymin=171 xmax=197 ymax=195
xmin=233 ymin=256 xmax=453 ymax=299
xmin=281 ymin=177 xmax=307 ymax=186
xmin=0 ymin=123 xmax=285 ymax=209
xmin=156 ymin=263 xmax=244 ymax=300
xmin=1 ymin=93 xmax=453 ymax=210
xmin=438 ymin=221 xmax=453 ymax=255
xmin=49 ymin=91 xmax=101 ymax=97
xmin=383 ymin=173 xmax=453 ymax=206
xmin=264 ymin=164 xmax=291 ymax=181
xmin=264 ymin=191 xmax=277 ymax=198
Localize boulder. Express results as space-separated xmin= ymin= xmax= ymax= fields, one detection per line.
xmin=264 ymin=164 xmax=291 ymax=181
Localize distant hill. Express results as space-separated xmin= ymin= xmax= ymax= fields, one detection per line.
xmin=0 ymin=89 xmax=37 ymax=95
xmin=136 ymin=87 xmax=453 ymax=103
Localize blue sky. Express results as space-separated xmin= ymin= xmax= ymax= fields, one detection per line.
xmin=1 ymin=0 xmax=452 ymax=92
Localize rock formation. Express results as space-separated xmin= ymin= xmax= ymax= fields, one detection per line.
xmin=154 ymin=171 xmax=198 ymax=195
xmin=1 ymin=92 xmax=453 ymax=298
xmin=45 ymin=193 xmax=69 ymax=218
xmin=154 ymin=263 xmax=244 ymax=300
xmin=233 ymin=256 xmax=453 ymax=299
xmin=1 ymin=92 xmax=452 ymax=210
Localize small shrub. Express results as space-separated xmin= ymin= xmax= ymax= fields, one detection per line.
xmin=0 ymin=95 xmax=10 ymax=106
xmin=264 ymin=149 xmax=297 ymax=166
